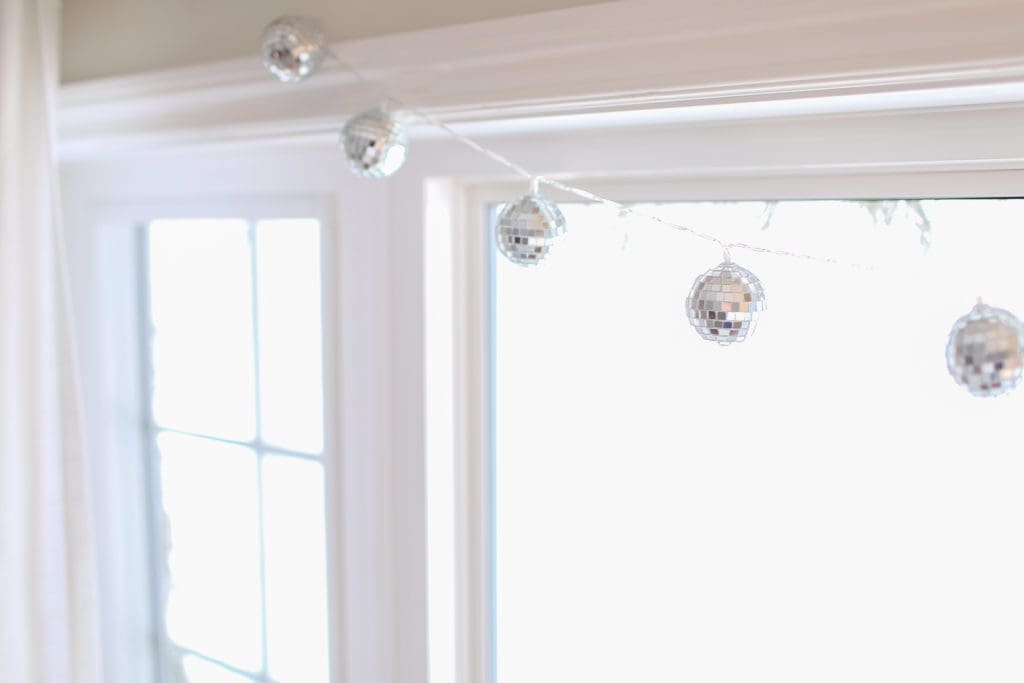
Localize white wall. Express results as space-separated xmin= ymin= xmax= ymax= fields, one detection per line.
xmin=60 ymin=0 xmax=610 ymax=82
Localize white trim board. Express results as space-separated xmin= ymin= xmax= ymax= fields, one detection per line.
xmin=60 ymin=0 xmax=1024 ymax=158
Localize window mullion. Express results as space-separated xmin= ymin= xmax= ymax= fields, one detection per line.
xmin=152 ymin=425 xmax=322 ymax=462
xmin=137 ymin=214 xmax=328 ymax=683
xmin=248 ymin=220 xmax=272 ymax=681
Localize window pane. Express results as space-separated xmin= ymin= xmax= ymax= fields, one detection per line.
xmin=181 ymin=656 xmax=253 ymax=683
xmin=255 ymin=219 xmax=324 ymax=454
xmin=494 ymin=199 xmax=1024 ymax=682
xmin=262 ymin=456 xmax=330 ymax=683
xmin=148 ymin=219 xmax=256 ymax=440
xmin=160 ymin=432 xmax=263 ymax=672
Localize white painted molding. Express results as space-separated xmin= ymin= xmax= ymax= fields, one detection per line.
xmin=59 ymin=0 xmax=1024 ymax=158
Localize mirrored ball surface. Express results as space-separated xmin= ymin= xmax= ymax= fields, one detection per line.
xmin=341 ymin=110 xmax=409 ymax=178
xmin=686 ymin=261 xmax=766 ymax=345
xmin=946 ymin=303 xmax=1024 ymax=397
xmin=496 ymin=193 xmax=567 ymax=266
xmin=261 ymin=15 xmax=327 ymax=83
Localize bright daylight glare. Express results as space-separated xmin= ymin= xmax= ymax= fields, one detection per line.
xmin=495 ymin=198 xmax=1024 ymax=683
xmin=147 ymin=218 xmax=329 ymax=683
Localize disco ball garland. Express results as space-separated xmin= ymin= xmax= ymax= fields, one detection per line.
xmin=341 ymin=108 xmax=409 ymax=178
xmin=946 ymin=301 xmax=1024 ymax=397
xmin=261 ymin=15 xmax=327 ymax=83
xmin=686 ymin=260 xmax=766 ymax=345
xmin=496 ymin=192 xmax=567 ymax=266
xmin=259 ymin=15 xmax=1024 ymax=398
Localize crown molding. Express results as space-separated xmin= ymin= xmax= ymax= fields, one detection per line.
xmin=59 ymin=0 xmax=1024 ymax=159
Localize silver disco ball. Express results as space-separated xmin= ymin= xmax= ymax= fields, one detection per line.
xmin=495 ymin=193 xmax=567 ymax=266
xmin=261 ymin=15 xmax=327 ymax=83
xmin=686 ymin=260 xmax=766 ymax=345
xmin=341 ymin=109 xmax=409 ymax=178
xmin=946 ymin=302 xmax=1024 ymax=397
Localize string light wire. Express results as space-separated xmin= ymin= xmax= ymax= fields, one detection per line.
xmin=328 ymin=50 xmax=872 ymax=269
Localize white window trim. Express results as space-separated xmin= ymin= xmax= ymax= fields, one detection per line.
xmin=66 ymin=195 xmax=344 ymax=683
xmin=439 ymin=180 xmax=1024 ymax=683
xmin=136 ymin=213 xmax=334 ymax=683
xmin=65 ymin=103 xmax=1024 ymax=683
xmin=426 ymin=120 xmax=1024 ymax=683
xmin=58 ymin=0 xmax=1024 ymax=159
xmin=59 ymin=6 xmax=1024 ymax=683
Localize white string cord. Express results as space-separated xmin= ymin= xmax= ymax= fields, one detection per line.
xmin=329 ymin=51 xmax=872 ymax=269
xmin=397 ymin=100 xmax=536 ymax=181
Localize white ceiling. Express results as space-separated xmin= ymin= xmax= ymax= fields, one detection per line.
xmin=61 ymin=0 xmax=609 ymax=82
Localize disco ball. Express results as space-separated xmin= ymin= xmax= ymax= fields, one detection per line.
xmin=946 ymin=302 xmax=1024 ymax=397
xmin=686 ymin=260 xmax=766 ymax=345
xmin=261 ymin=15 xmax=327 ymax=83
xmin=495 ymin=193 xmax=567 ymax=266
xmin=341 ymin=109 xmax=409 ymax=178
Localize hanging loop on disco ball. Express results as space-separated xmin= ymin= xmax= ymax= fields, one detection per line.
xmin=341 ymin=108 xmax=409 ymax=178
xmin=261 ymin=15 xmax=327 ymax=83
xmin=495 ymin=188 xmax=567 ymax=267
xmin=686 ymin=260 xmax=766 ymax=345
xmin=946 ymin=300 xmax=1024 ymax=397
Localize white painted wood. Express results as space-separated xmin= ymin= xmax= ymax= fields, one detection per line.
xmin=62 ymin=153 xmax=398 ymax=683
xmin=59 ymin=0 xmax=1024 ymax=158
xmin=407 ymin=109 xmax=1024 ymax=683
xmin=65 ymin=94 xmax=1024 ymax=682
xmin=60 ymin=5 xmax=1024 ymax=678
xmin=450 ymin=182 xmax=495 ymax=683
xmin=61 ymin=189 xmax=156 ymax=683
xmin=424 ymin=179 xmax=460 ymax=683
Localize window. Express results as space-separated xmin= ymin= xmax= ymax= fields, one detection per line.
xmin=141 ymin=218 xmax=329 ymax=683
xmin=490 ymin=197 xmax=1024 ymax=682
xmin=63 ymin=71 xmax=1024 ymax=683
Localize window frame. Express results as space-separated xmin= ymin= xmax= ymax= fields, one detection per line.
xmin=61 ymin=90 xmax=1024 ymax=683
xmin=68 ymin=195 xmax=342 ymax=683
xmin=136 ymin=214 xmax=332 ymax=683
xmin=428 ymin=162 xmax=1024 ymax=683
